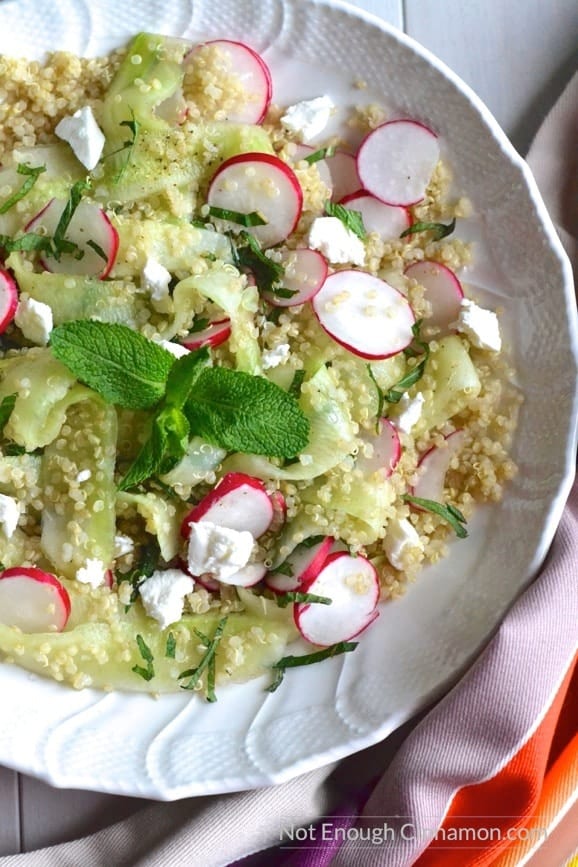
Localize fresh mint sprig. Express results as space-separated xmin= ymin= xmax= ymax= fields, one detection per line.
xmin=324 ymin=201 xmax=366 ymax=240
xmin=383 ymin=320 xmax=430 ymax=404
xmin=0 ymin=163 xmax=46 ymax=214
xmin=232 ymin=231 xmax=285 ymax=294
xmin=400 ymin=218 xmax=456 ymax=241
xmin=179 ymin=616 xmax=228 ymax=701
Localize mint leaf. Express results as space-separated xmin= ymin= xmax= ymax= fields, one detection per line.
xmin=132 ymin=633 xmax=155 ymax=682
xmin=52 ymin=180 xmax=90 ymax=259
xmin=267 ymin=641 xmax=358 ymax=692
xmin=303 ymin=145 xmax=335 ymax=164
xmin=184 ymin=367 xmax=310 ymax=458
xmin=0 ymin=393 xmax=16 ymax=435
xmin=324 ymin=201 xmax=366 ymax=239
xmin=233 ymin=231 xmax=285 ymax=293
xmin=0 ymin=163 xmax=46 ymax=215
xmin=118 ymin=406 xmax=189 ymax=491
xmin=400 ymin=218 xmax=456 ymax=241
xmin=50 ymin=321 xmax=175 ymax=410
xmin=208 ymin=206 xmax=267 ymax=227
xmin=403 ymin=494 xmax=468 ymax=538
xmin=179 ymin=616 xmax=229 ymax=701
xmin=164 ymin=348 xmax=208 ymax=409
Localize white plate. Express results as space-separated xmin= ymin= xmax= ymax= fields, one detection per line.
xmin=0 ymin=0 xmax=576 ymax=799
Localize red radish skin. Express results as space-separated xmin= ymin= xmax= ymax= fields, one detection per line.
xmin=189 ymin=40 xmax=272 ymax=125
xmin=404 ymin=261 xmax=464 ymax=332
xmin=180 ymin=318 xmax=231 ymax=351
xmin=207 ymin=153 xmax=303 ymax=248
xmin=0 ymin=567 xmax=71 ymax=633
xmin=326 ymin=151 xmax=361 ymax=202
xmin=355 ymin=418 xmax=401 ymax=477
xmin=26 ymin=199 xmax=119 ymax=279
xmin=340 ymin=192 xmax=411 ymax=240
xmin=312 ymin=269 xmax=415 ymax=359
xmin=0 ymin=268 xmax=18 ymax=333
xmin=265 ymin=536 xmax=333 ymax=594
xmin=357 ymin=119 xmax=440 ymax=207
xmin=178 ymin=559 xmax=221 ymax=593
xmin=269 ymin=490 xmax=287 ymax=535
xmin=412 ymin=429 xmax=467 ymax=502
xmin=295 ymin=551 xmax=380 ymax=646
xmin=261 ymin=247 xmax=328 ymax=307
xmin=181 ymin=472 xmax=274 ymax=539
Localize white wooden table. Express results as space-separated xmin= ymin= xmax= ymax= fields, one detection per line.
xmin=0 ymin=0 xmax=577 ymax=856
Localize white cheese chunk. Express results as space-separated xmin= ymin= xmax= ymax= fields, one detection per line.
xmin=262 ymin=343 xmax=291 ymax=369
xmin=281 ymin=95 xmax=334 ymax=142
xmin=76 ymin=558 xmax=107 ymax=589
xmin=187 ymin=521 xmax=254 ymax=583
xmin=0 ymin=493 xmax=20 ymax=539
xmin=157 ymin=339 xmax=190 ymax=358
xmin=142 ymin=258 xmax=172 ymax=311
xmin=55 ymin=106 xmax=105 ymax=171
xmin=454 ymin=298 xmax=502 ymax=352
xmin=395 ymin=392 xmax=425 ymax=434
xmin=14 ymin=294 xmax=53 ymax=345
xmin=114 ymin=534 xmax=134 ymax=558
xmin=383 ymin=518 xmax=424 ymax=571
xmin=308 ymin=216 xmax=365 ymax=266
xmin=139 ymin=568 xmax=195 ymax=629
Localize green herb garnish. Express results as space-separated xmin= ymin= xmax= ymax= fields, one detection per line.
xmin=86 ymin=239 xmax=108 ymax=262
xmin=112 ymin=111 xmax=140 ymax=183
xmin=234 ymin=231 xmax=285 ymax=293
xmin=303 ymin=145 xmax=336 ymax=164
xmin=116 ymin=541 xmax=160 ymax=610
xmin=267 ymin=641 xmax=359 ymax=692
xmin=179 ymin=616 xmax=228 ymax=701
xmin=275 ymin=591 xmax=332 ymax=608
xmin=366 ymin=365 xmax=386 ymax=431
xmin=400 ymin=218 xmax=456 ymax=241
xmin=289 ymin=369 xmax=305 ymax=399
xmin=0 ymin=393 xmax=16 ymax=436
xmin=324 ymin=201 xmax=366 ymax=239
xmin=384 ymin=321 xmax=430 ymax=404
xmin=208 ymin=206 xmax=267 ymax=227
xmin=271 ymin=286 xmax=298 ymax=299
xmin=51 ymin=179 xmax=90 ymax=259
xmin=0 ymin=163 xmax=46 ymax=215
xmin=189 ymin=317 xmax=210 ymax=334
xmin=132 ymin=634 xmax=155 ymax=682
xmin=403 ymin=494 xmax=468 ymax=538
xmin=165 ymin=632 xmax=177 ymax=659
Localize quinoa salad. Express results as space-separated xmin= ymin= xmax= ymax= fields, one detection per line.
xmin=0 ymin=34 xmax=520 ymax=696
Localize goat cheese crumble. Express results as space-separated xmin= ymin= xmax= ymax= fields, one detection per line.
xmin=55 ymin=106 xmax=105 ymax=171
xmin=138 ymin=568 xmax=195 ymax=629
xmin=281 ymin=96 xmax=334 ymax=142
xmin=187 ymin=521 xmax=254 ymax=582
xmin=307 ymin=216 xmax=365 ymax=266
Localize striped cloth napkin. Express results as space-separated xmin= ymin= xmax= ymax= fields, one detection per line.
xmin=0 ymin=70 xmax=576 ymax=867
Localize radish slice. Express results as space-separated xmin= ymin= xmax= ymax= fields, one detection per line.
xmin=404 ymin=261 xmax=464 ymax=331
xmin=195 ymin=573 xmax=221 ymax=593
xmin=312 ymin=269 xmax=415 ymax=359
xmin=356 ymin=418 xmax=401 ymax=476
xmin=261 ymin=247 xmax=328 ymax=307
xmin=207 ymin=153 xmax=303 ymax=248
xmin=340 ymin=192 xmax=411 ymax=240
xmin=295 ymin=551 xmax=379 ymax=646
xmin=26 ymin=199 xmax=119 ymax=278
xmin=412 ymin=429 xmax=467 ymax=501
xmin=0 ymin=268 xmax=18 ymax=333
xmin=155 ymin=87 xmax=188 ymax=125
xmin=357 ymin=119 xmax=440 ymax=206
xmin=189 ymin=40 xmax=272 ymax=125
xmin=269 ymin=490 xmax=287 ymax=535
xmin=181 ymin=472 xmax=274 ymax=539
xmin=219 ymin=561 xmax=267 ymax=588
xmin=291 ymin=144 xmax=333 ymax=192
xmin=180 ymin=318 xmax=231 ymax=351
xmin=0 ymin=566 xmax=71 ymax=633
xmin=266 ymin=536 xmax=333 ymax=594
xmin=326 ymin=151 xmax=361 ymax=202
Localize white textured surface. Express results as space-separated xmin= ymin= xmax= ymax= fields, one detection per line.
xmin=0 ymin=0 xmax=576 ymax=809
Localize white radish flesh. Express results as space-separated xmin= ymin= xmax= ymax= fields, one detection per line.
xmin=262 ymin=247 xmax=328 ymax=307
xmin=404 ymin=260 xmax=464 ymax=331
xmin=0 ymin=268 xmax=18 ymax=333
xmin=181 ymin=472 xmax=274 ymax=539
xmin=295 ymin=552 xmax=379 ymax=646
xmin=355 ymin=418 xmax=401 ymax=476
xmin=312 ymin=269 xmax=415 ymax=359
xmin=326 ymin=151 xmax=361 ymax=202
xmin=191 ymin=40 xmax=272 ymax=125
xmin=291 ymin=144 xmax=333 ymax=192
xmin=180 ymin=318 xmax=231 ymax=351
xmin=26 ymin=199 xmax=119 ymax=278
xmin=357 ymin=119 xmax=440 ymax=207
xmin=265 ymin=536 xmax=333 ymax=594
xmin=0 ymin=567 xmax=71 ymax=633
xmin=340 ymin=192 xmax=411 ymax=240
xmin=207 ymin=153 xmax=303 ymax=248
xmin=412 ymin=429 xmax=467 ymax=501
xmin=218 ymin=561 xmax=267 ymax=588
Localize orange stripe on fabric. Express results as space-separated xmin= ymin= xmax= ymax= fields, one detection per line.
xmin=414 ymin=653 xmax=578 ymax=867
